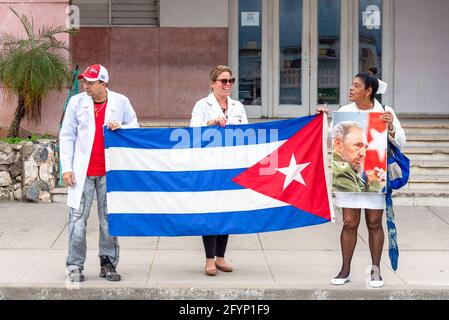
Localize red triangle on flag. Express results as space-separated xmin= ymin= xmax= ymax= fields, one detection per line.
xmin=232 ymin=115 xmax=331 ymax=220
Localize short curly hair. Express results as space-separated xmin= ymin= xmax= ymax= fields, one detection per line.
xmin=210 ymin=65 xmax=233 ymax=82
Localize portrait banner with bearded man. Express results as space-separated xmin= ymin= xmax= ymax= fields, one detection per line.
xmin=331 ymin=112 xmax=387 ymax=194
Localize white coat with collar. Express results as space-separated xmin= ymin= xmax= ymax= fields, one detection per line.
xmin=59 ymin=88 xmax=139 ymax=210
xmin=190 ymin=93 xmax=248 ymax=127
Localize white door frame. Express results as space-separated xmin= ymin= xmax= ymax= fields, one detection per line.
xmin=273 ymin=0 xmax=312 ymax=118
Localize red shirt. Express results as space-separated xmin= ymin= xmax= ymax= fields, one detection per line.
xmin=87 ymin=100 xmax=108 ymax=176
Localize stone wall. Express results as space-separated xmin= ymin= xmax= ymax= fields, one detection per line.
xmin=0 ymin=140 xmax=59 ymax=203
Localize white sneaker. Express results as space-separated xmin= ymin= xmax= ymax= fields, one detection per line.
xmin=369 ymin=267 xmax=384 ymax=288
xmin=330 ymin=275 xmax=350 ymax=285
xmin=369 ymin=279 xmax=384 ymax=288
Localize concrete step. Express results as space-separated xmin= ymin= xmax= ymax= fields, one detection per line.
xmin=403 ymin=147 xmax=449 ymax=154
xmin=392 ymin=188 xmax=449 ymax=206
xmin=50 ymin=187 xmax=67 ymax=204
xmin=410 ymin=161 xmax=449 ymax=175
xmin=407 ymin=153 xmax=449 ymax=161
xmin=402 ymin=122 xmax=449 ymax=127
xmin=400 ymin=118 xmax=449 ymax=128
xmin=406 ymin=141 xmax=449 ymax=148
xmin=1 ymin=286 xmax=449 ymax=300
xmin=395 ymin=189 xmax=449 ymax=197
xmin=392 ymin=187 xmax=449 ymax=206
xmin=392 ymin=193 xmax=449 ymax=207
xmin=404 ymin=127 xmax=449 ymax=134
xmin=407 ymin=135 xmax=449 ymax=141
xmin=403 ymin=147 xmax=449 ymax=161
xmin=406 ymin=183 xmax=449 ymax=191
xmin=404 ymin=135 xmax=449 ymax=148
xmin=394 ymin=118 xmax=449 ymax=138
xmin=406 ymin=175 xmax=449 ymax=191
xmin=409 ymin=174 xmax=449 ymax=183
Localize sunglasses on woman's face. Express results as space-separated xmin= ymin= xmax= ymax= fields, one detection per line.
xmin=215 ymin=78 xmax=236 ymax=85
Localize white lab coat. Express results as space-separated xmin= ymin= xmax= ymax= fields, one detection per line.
xmin=190 ymin=93 xmax=248 ymax=127
xmin=59 ymin=88 xmax=139 ymax=210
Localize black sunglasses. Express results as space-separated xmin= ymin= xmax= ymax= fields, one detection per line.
xmin=215 ymin=78 xmax=236 ymax=85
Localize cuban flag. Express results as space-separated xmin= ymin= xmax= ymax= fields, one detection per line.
xmin=104 ymin=113 xmax=334 ymax=236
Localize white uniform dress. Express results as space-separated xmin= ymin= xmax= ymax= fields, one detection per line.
xmin=190 ymin=93 xmax=248 ymax=126
xmin=333 ymin=99 xmax=406 ymax=209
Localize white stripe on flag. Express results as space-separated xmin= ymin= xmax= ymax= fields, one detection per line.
xmin=106 ymin=140 xmax=286 ymax=172
xmin=107 ymin=189 xmax=290 ymax=214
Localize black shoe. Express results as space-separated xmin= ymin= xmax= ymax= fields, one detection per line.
xmin=99 ymin=256 xmax=121 ymax=281
xmin=68 ymin=268 xmax=85 ymax=282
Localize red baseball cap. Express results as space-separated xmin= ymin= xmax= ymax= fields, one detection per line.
xmin=78 ymin=64 xmax=109 ymax=83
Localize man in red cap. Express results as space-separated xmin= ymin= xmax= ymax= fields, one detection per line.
xmin=60 ymin=64 xmax=139 ymax=282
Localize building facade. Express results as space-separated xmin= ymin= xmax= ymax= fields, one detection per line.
xmin=1 ymin=0 xmax=448 ymax=135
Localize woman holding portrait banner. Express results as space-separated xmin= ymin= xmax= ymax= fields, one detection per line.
xmin=317 ymin=68 xmax=405 ymax=288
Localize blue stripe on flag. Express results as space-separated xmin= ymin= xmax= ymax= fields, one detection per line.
xmin=106 ymin=169 xmax=246 ymax=192
xmin=104 ymin=115 xmax=316 ymax=150
xmin=108 ymin=206 xmax=329 ymax=236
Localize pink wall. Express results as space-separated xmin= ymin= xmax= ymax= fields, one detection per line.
xmin=71 ymin=27 xmax=228 ymax=121
xmin=2 ymin=23 xmax=228 ymax=135
xmin=0 ymin=0 xmax=70 ymax=135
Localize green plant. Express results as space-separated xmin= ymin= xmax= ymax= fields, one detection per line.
xmin=0 ymin=137 xmax=23 ymax=144
xmin=0 ymin=8 xmax=76 ymax=138
xmin=0 ymin=132 xmax=56 ymax=144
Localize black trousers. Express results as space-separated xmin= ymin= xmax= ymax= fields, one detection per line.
xmin=202 ymin=235 xmax=229 ymax=259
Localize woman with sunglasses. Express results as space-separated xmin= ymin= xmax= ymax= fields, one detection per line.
xmin=190 ymin=65 xmax=248 ymax=276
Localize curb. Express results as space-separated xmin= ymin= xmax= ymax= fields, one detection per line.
xmin=2 ymin=287 xmax=449 ymax=300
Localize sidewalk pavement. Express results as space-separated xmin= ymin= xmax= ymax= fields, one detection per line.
xmin=0 ymin=200 xmax=448 ymax=300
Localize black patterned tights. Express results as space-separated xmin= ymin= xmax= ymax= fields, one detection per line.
xmin=336 ymin=208 xmax=384 ymax=278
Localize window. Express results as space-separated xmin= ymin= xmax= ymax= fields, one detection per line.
xmin=359 ymin=0 xmax=383 ymax=102
xmin=279 ymin=0 xmax=302 ymax=105
xmin=72 ymin=0 xmax=158 ymax=26
xmin=359 ymin=0 xmax=382 ymax=76
xmin=317 ymin=0 xmax=340 ymax=105
xmin=238 ymin=0 xmax=262 ymax=106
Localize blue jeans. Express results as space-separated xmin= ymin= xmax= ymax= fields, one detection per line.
xmin=66 ymin=176 xmax=119 ymax=272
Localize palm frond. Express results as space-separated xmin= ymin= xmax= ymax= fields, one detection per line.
xmin=10 ymin=7 xmax=34 ymax=41
xmin=36 ymin=38 xmax=70 ymax=53
xmin=0 ymin=31 xmax=20 ymax=47
xmin=39 ymin=25 xmax=77 ymax=40
xmin=0 ymin=8 xmax=73 ymax=125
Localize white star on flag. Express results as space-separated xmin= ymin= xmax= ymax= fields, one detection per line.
xmin=367 ymin=128 xmax=387 ymax=162
xmin=276 ymin=154 xmax=311 ymax=190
